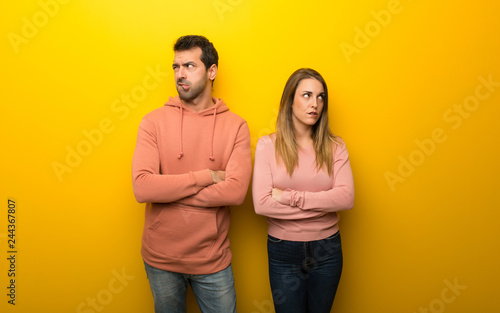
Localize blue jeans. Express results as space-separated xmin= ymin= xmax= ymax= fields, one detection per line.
xmin=267 ymin=231 xmax=343 ymax=313
xmin=144 ymin=261 xmax=237 ymax=313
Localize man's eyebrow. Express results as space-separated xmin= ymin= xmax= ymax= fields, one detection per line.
xmin=172 ymin=61 xmax=195 ymax=67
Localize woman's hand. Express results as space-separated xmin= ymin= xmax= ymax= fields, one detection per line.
xmin=272 ymin=188 xmax=283 ymax=203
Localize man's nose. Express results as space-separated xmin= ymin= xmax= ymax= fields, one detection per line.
xmin=177 ymin=67 xmax=186 ymax=79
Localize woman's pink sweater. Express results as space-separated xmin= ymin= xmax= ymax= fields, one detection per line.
xmin=252 ymin=135 xmax=354 ymax=241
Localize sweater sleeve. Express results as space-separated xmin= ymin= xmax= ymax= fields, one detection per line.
xmin=132 ymin=118 xmax=213 ymax=203
xmin=252 ymin=137 xmax=327 ymax=220
xmin=174 ymin=122 xmax=252 ymax=207
xmin=279 ymin=141 xmax=354 ymax=212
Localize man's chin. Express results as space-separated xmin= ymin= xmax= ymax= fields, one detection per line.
xmin=178 ymin=94 xmax=194 ymax=102
xmin=177 ymin=85 xmax=204 ymax=102
xmin=177 ymin=89 xmax=192 ymax=101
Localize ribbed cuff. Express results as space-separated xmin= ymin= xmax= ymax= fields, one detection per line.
xmin=283 ymin=189 xmax=305 ymax=208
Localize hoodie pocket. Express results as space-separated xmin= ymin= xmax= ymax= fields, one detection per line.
xmin=146 ymin=207 xmax=218 ymax=260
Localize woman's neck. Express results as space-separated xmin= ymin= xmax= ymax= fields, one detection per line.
xmin=294 ymin=126 xmax=313 ymax=148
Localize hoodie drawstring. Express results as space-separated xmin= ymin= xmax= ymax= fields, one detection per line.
xmin=176 ymin=102 xmax=217 ymax=161
xmin=177 ymin=104 xmax=184 ymax=159
xmin=209 ymin=107 xmax=217 ymax=161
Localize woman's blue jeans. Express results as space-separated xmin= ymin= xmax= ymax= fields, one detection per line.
xmin=267 ymin=231 xmax=343 ymax=313
xmin=143 ymin=261 xmax=237 ymax=313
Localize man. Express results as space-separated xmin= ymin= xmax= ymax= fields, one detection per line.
xmin=132 ymin=35 xmax=251 ymax=313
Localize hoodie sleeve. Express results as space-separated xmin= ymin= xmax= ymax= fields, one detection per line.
xmin=278 ymin=141 xmax=355 ymax=212
xmin=132 ymin=118 xmax=213 ymax=203
xmin=252 ymin=137 xmax=328 ymax=220
xmin=175 ymin=122 xmax=252 ymax=207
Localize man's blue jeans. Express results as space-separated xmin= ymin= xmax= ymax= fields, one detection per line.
xmin=144 ymin=261 xmax=237 ymax=313
xmin=267 ymin=231 xmax=343 ymax=313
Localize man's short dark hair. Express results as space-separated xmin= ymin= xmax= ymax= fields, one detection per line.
xmin=174 ymin=35 xmax=219 ymax=71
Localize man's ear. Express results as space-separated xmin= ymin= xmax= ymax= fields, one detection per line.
xmin=208 ymin=64 xmax=217 ymax=81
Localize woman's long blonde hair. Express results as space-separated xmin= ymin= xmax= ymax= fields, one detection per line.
xmin=275 ymin=68 xmax=340 ymax=176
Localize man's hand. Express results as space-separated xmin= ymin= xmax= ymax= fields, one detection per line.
xmin=272 ymin=188 xmax=283 ymax=203
xmin=210 ymin=170 xmax=226 ymax=183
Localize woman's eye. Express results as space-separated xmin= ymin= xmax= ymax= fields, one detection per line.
xmin=303 ymin=93 xmax=310 ymax=98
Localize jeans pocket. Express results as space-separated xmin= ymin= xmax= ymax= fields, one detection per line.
xmin=267 ymin=235 xmax=283 ymax=243
xmin=325 ymin=231 xmax=340 ymax=240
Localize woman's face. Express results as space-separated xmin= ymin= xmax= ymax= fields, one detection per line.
xmin=291 ymin=78 xmax=325 ymax=131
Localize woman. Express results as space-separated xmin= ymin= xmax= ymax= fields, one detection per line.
xmin=252 ymin=68 xmax=354 ymax=313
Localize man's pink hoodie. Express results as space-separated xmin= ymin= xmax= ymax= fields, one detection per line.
xmin=132 ymin=96 xmax=251 ymax=275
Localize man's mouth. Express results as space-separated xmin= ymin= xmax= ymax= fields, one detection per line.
xmin=178 ymin=82 xmax=190 ymax=91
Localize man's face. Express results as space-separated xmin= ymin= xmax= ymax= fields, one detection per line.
xmin=172 ymin=47 xmax=211 ymax=102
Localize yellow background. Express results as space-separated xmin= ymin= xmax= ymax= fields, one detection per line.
xmin=1 ymin=0 xmax=499 ymax=312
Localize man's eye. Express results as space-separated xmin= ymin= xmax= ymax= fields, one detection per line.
xmin=187 ymin=64 xmax=194 ymax=68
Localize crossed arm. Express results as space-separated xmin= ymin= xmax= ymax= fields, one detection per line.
xmin=174 ymin=123 xmax=252 ymax=207
xmin=132 ymin=118 xmax=251 ymax=206
xmin=252 ymin=138 xmax=354 ymax=220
